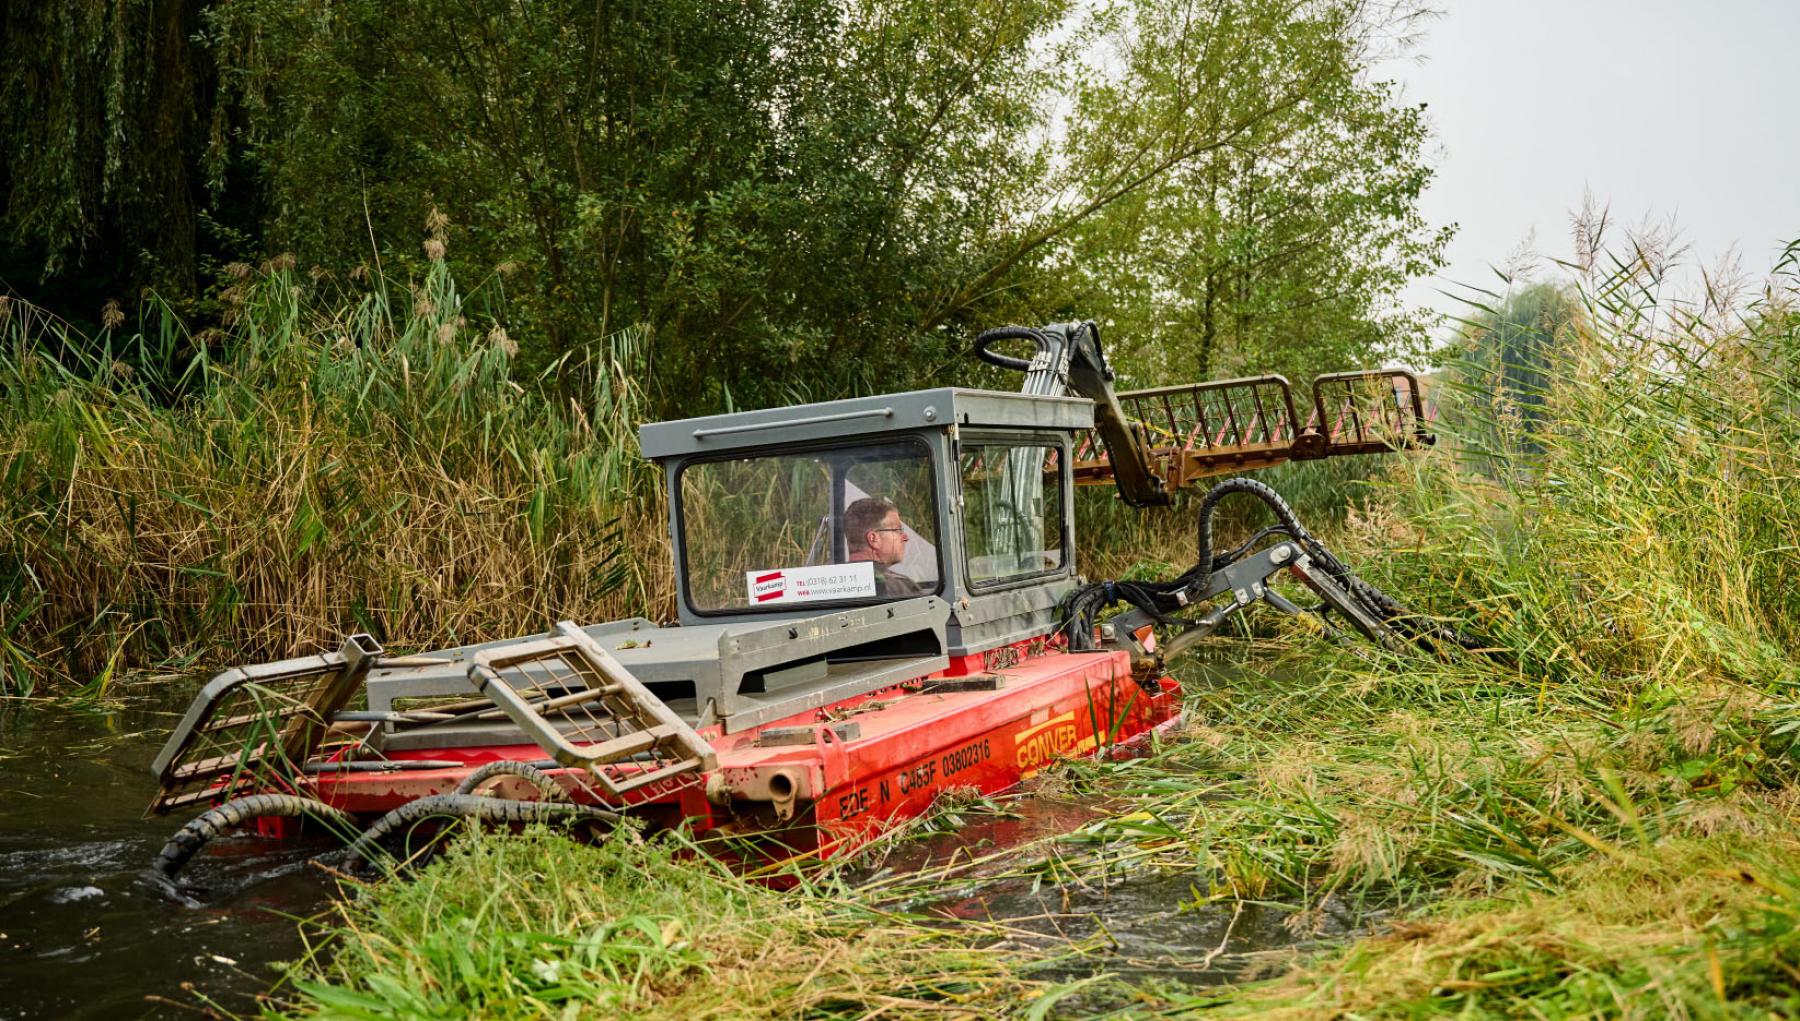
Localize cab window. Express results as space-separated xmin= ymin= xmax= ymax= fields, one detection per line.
xmin=679 ymin=440 xmax=941 ymax=613
xmin=960 ymin=443 xmax=1065 ymax=587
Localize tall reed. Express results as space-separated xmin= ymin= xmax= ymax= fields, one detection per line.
xmin=1355 ymin=235 xmax=1800 ymax=698
xmin=0 ymin=253 xmax=668 ymax=697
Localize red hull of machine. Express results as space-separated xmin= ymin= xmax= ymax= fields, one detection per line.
xmin=299 ymin=648 xmax=1179 ymax=859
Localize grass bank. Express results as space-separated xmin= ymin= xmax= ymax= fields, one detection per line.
xmin=273 ymin=829 xmax=1069 ymax=1020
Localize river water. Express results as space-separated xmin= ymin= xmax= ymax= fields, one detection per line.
xmin=0 ymin=686 xmax=336 ymax=1020
xmin=855 ymin=792 xmax=1364 ymax=990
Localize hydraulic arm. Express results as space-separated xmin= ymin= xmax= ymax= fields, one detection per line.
xmin=976 ymin=322 xmax=1169 ymax=505
xmin=1062 ymin=478 xmax=1490 ymax=677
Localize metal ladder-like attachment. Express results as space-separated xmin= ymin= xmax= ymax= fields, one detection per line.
xmin=147 ymin=634 xmax=383 ymax=817
xmin=467 ymin=621 xmax=718 ymax=797
xmin=1072 ymin=369 xmax=1435 ymax=492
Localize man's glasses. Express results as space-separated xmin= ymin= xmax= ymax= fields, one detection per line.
xmin=871 ymin=527 xmax=906 ymax=534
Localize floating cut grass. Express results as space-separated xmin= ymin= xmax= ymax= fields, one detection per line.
xmin=0 ymin=258 xmax=668 ymax=696
xmin=872 ymin=647 xmax=1800 ymax=925
xmin=1207 ymin=836 xmax=1800 ymax=1019
xmin=280 ymin=828 xmax=1057 ymax=1020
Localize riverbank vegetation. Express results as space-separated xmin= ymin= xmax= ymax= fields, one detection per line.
xmin=264 ymin=232 xmax=1800 ymax=1018
xmin=0 ymin=250 xmax=667 ymax=697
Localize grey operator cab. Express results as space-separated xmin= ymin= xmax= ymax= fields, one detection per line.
xmin=638 ymin=387 xmax=1094 ymax=659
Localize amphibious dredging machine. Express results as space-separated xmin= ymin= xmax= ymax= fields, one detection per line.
xmin=148 ymin=323 xmax=1437 ymax=876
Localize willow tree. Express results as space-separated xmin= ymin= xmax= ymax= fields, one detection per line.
xmin=0 ymin=1 xmax=244 ymax=323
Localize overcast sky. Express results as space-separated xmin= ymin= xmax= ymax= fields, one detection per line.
xmin=1378 ymin=0 xmax=1800 ymax=322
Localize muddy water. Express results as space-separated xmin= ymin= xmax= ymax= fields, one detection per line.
xmin=860 ymin=792 xmax=1368 ymax=988
xmin=0 ymin=687 xmax=336 ymax=1020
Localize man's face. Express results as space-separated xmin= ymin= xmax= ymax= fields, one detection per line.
xmin=867 ymin=510 xmax=908 ymax=566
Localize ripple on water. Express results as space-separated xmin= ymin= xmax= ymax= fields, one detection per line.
xmin=0 ymin=693 xmax=333 ymax=1021
xmin=47 ymin=885 xmax=106 ymax=904
xmin=855 ymin=789 xmax=1377 ymax=992
xmin=0 ymin=839 xmax=133 ymax=875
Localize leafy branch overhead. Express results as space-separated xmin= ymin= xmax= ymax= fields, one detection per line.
xmin=0 ymin=0 xmax=1447 ymax=415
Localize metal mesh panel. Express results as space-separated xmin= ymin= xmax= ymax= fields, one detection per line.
xmin=146 ymin=635 xmax=380 ymax=816
xmin=468 ymin=622 xmax=716 ymax=797
xmin=1308 ymin=370 xmax=1431 ymax=453
xmin=1122 ymin=376 xmax=1300 ymax=454
xmin=1073 ymin=370 xmax=1433 ymax=491
xmin=1074 ymin=376 xmax=1302 ymax=484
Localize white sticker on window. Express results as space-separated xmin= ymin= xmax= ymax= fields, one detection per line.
xmin=745 ymin=562 xmax=878 ymax=605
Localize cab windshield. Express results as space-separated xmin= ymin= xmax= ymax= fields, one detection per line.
xmin=679 ymin=440 xmax=941 ymax=613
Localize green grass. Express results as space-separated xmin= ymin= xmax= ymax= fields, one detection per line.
xmin=1154 ymin=834 xmax=1800 ymax=1018
xmin=270 ymin=827 xmax=1075 ymax=1020
xmin=27 ymin=229 xmax=1800 ymax=1017
xmin=747 ymin=235 xmax=1800 ymax=1017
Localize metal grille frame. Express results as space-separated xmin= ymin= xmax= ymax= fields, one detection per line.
xmin=146 ymin=634 xmax=381 ymax=816
xmin=1073 ymin=370 xmax=1433 ymax=491
xmin=467 ymin=622 xmax=717 ymax=797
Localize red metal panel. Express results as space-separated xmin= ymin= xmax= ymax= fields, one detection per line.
xmin=290 ymin=648 xmax=1179 ymax=861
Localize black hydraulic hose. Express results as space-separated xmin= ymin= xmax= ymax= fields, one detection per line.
xmin=1190 ymin=478 xmax=1313 ymax=586
xmin=973 ymin=325 xmax=1049 ymax=371
xmin=452 ymin=760 xmax=569 ymax=801
xmin=1062 ymin=477 xmax=1488 ymax=654
xmin=1188 ymin=478 xmax=1487 ymax=651
xmin=154 ymin=794 xmax=355 ymax=878
xmin=345 ymin=794 xmax=619 ymax=866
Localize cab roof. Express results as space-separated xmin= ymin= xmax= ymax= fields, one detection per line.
xmin=637 ymin=387 xmax=1095 ymax=461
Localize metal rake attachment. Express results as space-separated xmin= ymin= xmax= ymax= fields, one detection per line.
xmin=1072 ymin=369 xmax=1434 ymax=492
xmin=147 ymin=634 xmax=382 ymax=817
xmin=467 ymin=622 xmax=717 ymax=797
xmin=1303 ymin=370 xmax=1434 ymax=457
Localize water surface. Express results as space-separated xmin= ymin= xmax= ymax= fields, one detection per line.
xmin=0 ymin=686 xmax=335 ymax=1020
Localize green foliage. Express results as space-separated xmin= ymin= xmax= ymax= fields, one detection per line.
xmin=0 ymin=255 xmax=663 ymax=695
xmin=1361 ymin=235 xmax=1800 ymax=691
xmin=1042 ymin=5 xmax=1451 ymax=386
xmin=4 ymin=1 xmax=1449 ymax=415
xmin=1446 ymin=280 xmax=1581 ymax=457
xmin=205 ymin=0 xmax=1077 ymax=410
xmin=279 ymin=828 xmax=1052 ymax=1020
xmin=0 ymin=1 xmax=244 ymax=314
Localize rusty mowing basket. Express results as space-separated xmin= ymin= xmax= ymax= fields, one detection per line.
xmin=1073 ymin=370 xmax=1433 ymax=491
xmin=468 ymin=621 xmax=717 ymax=798
xmin=1305 ymin=370 xmax=1434 ymax=457
xmin=146 ymin=634 xmax=382 ymax=817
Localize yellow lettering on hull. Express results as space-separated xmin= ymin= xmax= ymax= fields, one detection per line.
xmin=1013 ymin=711 xmax=1098 ymax=777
